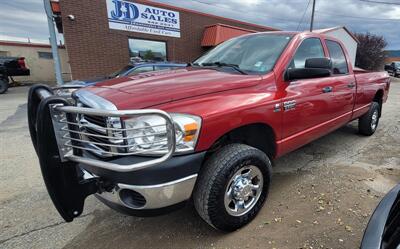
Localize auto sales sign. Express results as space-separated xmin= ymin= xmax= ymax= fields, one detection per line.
xmin=106 ymin=0 xmax=181 ymax=38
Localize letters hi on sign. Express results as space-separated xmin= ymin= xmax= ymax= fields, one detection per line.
xmin=106 ymin=0 xmax=181 ymax=38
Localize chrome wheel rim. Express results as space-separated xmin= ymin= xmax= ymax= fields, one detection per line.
xmin=224 ymin=165 xmax=263 ymax=217
xmin=371 ymin=110 xmax=378 ymax=130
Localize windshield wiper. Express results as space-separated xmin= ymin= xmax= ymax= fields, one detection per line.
xmin=187 ymin=62 xmax=200 ymax=67
xmin=201 ymin=62 xmax=247 ymax=75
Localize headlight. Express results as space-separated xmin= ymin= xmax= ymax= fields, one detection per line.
xmin=123 ymin=113 xmax=201 ymax=155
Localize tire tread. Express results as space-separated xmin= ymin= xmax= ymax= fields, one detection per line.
xmin=193 ymin=144 xmax=271 ymax=231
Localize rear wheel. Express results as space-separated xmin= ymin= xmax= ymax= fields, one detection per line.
xmin=193 ymin=144 xmax=272 ymax=231
xmin=0 ymin=77 xmax=8 ymax=94
xmin=359 ymin=101 xmax=380 ymax=136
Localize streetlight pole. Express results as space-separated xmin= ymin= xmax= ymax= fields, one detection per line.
xmin=43 ymin=0 xmax=63 ymax=85
xmin=310 ymin=0 xmax=316 ymax=32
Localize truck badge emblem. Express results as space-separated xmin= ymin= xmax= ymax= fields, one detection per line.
xmin=283 ymin=100 xmax=296 ymax=111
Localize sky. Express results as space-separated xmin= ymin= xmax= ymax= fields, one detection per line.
xmin=1 ymin=0 xmax=400 ymax=49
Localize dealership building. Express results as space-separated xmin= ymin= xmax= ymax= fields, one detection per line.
xmin=53 ymin=0 xmax=278 ymax=79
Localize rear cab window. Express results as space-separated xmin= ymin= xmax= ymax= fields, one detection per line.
xmin=326 ymin=40 xmax=349 ymax=74
xmin=154 ymin=65 xmax=179 ymax=71
xmin=128 ymin=66 xmax=154 ymax=75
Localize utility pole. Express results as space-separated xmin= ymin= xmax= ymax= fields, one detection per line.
xmin=43 ymin=0 xmax=63 ymax=85
xmin=310 ymin=0 xmax=316 ymax=32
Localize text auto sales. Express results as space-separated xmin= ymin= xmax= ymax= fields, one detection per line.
xmin=141 ymin=8 xmax=178 ymax=25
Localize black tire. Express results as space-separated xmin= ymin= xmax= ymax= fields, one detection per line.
xmin=359 ymin=101 xmax=380 ymax=136
xmin=193 ymin=144 xmax=272 ymax=231
xmin=0 ymin=78 xmax=8 ymax=94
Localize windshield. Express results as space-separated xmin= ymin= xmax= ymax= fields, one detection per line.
xmin=194 ymin=33 xmax=293 ymax=74
xmin=109 ymin=65 xmax=134 ymax=78
xmin=395 ymin=62 xmax=400 ymax=68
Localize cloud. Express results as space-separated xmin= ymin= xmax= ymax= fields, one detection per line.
xmin=154 ymin=0 xmax=400 ymax=49
xmin=1 ymin=0 xmax=400 ymax=49
xmin=0 ymin=34 xmax=49 ymax=44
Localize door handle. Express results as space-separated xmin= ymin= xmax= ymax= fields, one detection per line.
xmin=322 ymin=86 xmax=333 ymax=93
xmin=348 ymin=82 xmax=356 ymax=88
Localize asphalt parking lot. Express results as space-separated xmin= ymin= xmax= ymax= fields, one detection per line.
xmin=1 ymin=79 xmax=399 ymax=249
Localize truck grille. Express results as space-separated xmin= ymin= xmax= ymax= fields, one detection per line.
xmin=44 ymin=88 xmax=175 ymax=172
xmin=84 ymin=126 xmax=113 ymax=152
xmin=49 ymin=103 xmax=175 ymax=161
xmin=83 ymin=114 xmax=107 ymax=127
xmin=75 ymin=101 xmax=123 ymax=157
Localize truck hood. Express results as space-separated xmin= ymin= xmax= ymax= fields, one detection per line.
xmin=82 ymin=68 xmax=262 ymax=109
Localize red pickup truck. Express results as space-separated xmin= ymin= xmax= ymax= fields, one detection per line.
xmin=28 ymin=31 xmax=390 ymax=231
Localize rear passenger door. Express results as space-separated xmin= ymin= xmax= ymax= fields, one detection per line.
xmin=325 ymin=40 xmax=355 ymax=121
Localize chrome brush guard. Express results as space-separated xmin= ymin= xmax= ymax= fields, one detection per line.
xmin=49 ymin=104 xmax=176 ymax=172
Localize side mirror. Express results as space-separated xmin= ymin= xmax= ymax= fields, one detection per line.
xmin=285 ymin=58 xmax=332 ymax=81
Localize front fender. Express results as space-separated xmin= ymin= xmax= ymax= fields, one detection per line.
xmin=155 ymin=83 xmax=281 ymax=153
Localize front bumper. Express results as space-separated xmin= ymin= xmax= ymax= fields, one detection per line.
xmin=96 ymin=174 xmax=197 ymax=213
xmin=27 ymin=84 xmax=206 ymax=221
xmin=81 ymin=151 xmax=206 ymax=212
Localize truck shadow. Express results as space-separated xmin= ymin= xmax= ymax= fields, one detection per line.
xmin=64 ymin=123 xmax=364 ymax=249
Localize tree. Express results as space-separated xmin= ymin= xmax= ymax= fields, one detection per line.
xmin=143 ymin=50 xmax=155 ymax=60
xmin=354 ymin=32 xmax=387 ymax=71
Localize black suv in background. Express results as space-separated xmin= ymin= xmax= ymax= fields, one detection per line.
xmin=384 ymin=61 xmax=400 ymax=77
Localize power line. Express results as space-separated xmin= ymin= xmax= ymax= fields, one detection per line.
xmin=316 ymin=10 xmax=400 ymax=21
xmin=359 ymin=0 xmax=400 ymax=5
xmin=296 ymin=0 xmax=312 ymax=31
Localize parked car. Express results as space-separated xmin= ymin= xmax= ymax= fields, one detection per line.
xmin=361 ymin=184 xmax=400 ymax=249
xmin=384 ymin=61 xmax=400 ymax=77
xmin=0 ymin=56 xmax=30 ymax=94
xmin=54 ymin=61 xmax=186 ymax=96
xmin=27 ymin=31 xmax=390 ymax=231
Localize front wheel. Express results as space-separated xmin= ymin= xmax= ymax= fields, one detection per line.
xmin=359 ymin=101 xmax=380 ymax=136
xmin=193 ymin=144 xmax=272 ymax=231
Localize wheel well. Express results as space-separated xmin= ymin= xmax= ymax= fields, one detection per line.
xmin=207 ymin=123 xmax=276 ymax=159
xmin=373 ymin=90 xmax=384 ymax=117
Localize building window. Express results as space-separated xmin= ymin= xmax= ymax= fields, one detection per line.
xmin=38 ymin=51 xmax=53 ymax=59
xmin=0 ymin=51 xmax=10 ymax=56
xmin=128 ymin=39 xmax=167 ymax=62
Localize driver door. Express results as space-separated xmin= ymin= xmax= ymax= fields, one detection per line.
xmin=281 ymin=38 xmax=336 ymax=152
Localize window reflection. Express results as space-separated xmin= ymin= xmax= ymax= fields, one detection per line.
xmin=128 ymin=39 xmax=167 ymax=62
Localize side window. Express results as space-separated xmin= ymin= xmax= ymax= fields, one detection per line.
xmin=290 ymin=38 xmax=325 ymax=69
xmin=127 ymin=66 xmax=154 ymax=75
xmin=154 ymin=66 xmax=182 ymax=71
xmin=154 ymin=66 xmax=170 ymax=71
xmin=326 ymin=40 xmax=349 ymax=74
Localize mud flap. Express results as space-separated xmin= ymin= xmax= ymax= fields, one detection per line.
xmin=28 ymin=85 xmax=99 ymax=222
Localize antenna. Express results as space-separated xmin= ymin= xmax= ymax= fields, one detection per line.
xmin=310 ymin=0 xmax=316 ymax=32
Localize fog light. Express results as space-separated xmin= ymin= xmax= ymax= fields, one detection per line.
xmin=119 ymin=189 xmax=146 ymax=208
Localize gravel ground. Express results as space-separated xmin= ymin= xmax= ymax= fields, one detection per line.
xmin=0 ymin=80 xmax=399 ymax=249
